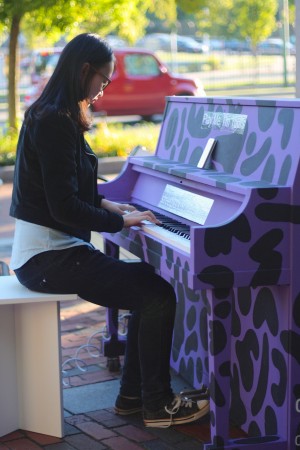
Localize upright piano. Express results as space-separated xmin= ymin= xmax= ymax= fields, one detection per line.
xmin=97 ymin=96 xmax=300 ymax=450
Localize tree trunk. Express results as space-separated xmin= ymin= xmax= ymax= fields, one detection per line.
xmin=8 ymin=14 xmax=21 ymax=131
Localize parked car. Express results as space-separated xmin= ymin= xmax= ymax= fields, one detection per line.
xmin=28 ymin=47 xmax=64 ymax=84
xmin=205 ymin=38 xmax=225 ymax=52
xmin=257 ymin=38 xmax=296 ymax=56
xmin=105 ymin=35 xmax=128 ymax=48
xmin=223 ymin=39 xmax=252 ymax=53
xmin=136 ymin=33 xmax=209 ymax=54
xmin=24 ymin=47 xmax=206 ymax=120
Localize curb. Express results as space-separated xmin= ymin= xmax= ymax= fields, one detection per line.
xmin=0 ymin=156 xmax=126 ymax=183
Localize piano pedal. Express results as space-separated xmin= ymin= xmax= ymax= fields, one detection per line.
xmin=180 ymin=385 xmax=209 ymax=400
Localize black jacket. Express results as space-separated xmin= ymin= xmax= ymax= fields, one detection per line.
xmin=10 ymin=110 xmax=124 ymax=242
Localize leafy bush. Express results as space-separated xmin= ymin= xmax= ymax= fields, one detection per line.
xmin=0 ymin=121 xmax=160 ymax=166
xmin=86 ymin=121 xmax=159 ymax=158
xmin=0 ymin=130 xmax=19 ymax=166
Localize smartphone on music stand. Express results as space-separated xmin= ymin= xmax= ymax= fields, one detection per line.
xmin=197 ymin=138 xmax=217 ymax=169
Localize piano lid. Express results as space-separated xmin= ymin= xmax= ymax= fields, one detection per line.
xmin=128 ymin=96 xmax=300 ymax=191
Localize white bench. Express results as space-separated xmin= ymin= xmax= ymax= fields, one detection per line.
xmin=0 ymin=275 xmax=77 ymax=438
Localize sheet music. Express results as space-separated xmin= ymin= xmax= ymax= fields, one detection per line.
xmin=158 ymin=184 xmax=214 ymax=225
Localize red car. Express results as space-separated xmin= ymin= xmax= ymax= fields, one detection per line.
xmin=24 ymin=47 xmax=205 ymax=119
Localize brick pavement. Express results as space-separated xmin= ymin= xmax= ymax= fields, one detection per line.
xmin=0 ymin=181 xmax=212 ymax=449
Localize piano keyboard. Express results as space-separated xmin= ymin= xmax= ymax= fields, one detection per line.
xmin=131 ymin=204 xmax=191 ymax=254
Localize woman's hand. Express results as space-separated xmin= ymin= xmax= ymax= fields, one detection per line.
xmin=101 ymin=199 xmax=160 ymax=228
xmin=122 ymin=209 xmax=161 ymax=228
xmin=101 ymin=199 xmax=136 ymax=215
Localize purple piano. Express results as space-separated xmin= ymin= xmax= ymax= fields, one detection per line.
xmin=97 ymin=96 xmax=300 ymax=450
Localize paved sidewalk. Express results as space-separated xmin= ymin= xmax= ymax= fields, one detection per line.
xmin=0 ymin=182 xmax=14 ymax=269
xmin=0 ymin=182 xmax=214 ymax=449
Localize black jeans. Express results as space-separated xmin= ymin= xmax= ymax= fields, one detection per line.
xmin=14 ymin=245 xmax=177 ymax=410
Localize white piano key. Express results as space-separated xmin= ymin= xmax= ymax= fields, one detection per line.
xmin=141 ymin=223 xmax=190 ymax=254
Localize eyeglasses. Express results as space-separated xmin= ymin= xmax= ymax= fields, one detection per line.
xmin=90 ymin=64 xmax=112 ymax=91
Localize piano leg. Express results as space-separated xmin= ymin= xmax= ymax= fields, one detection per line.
xmin=205 ymin=288 xmax=232 ymax=448
xmin=204 ymin=288 xmax=287 ymax=450
xmin=103 ymin=240 xmax=126 ymax=372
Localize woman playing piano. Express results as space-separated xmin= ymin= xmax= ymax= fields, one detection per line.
xmin=9 ymin=33 xmax=209 ymax=428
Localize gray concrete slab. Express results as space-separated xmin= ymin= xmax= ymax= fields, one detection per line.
xmin=63 ymin=371 xmax=193 ymax=414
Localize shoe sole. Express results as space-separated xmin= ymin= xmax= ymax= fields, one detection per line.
xmin=144 ymin=400 xmax=210 ymax=427
xmin=114 ymin=406 xmax=143 ymax=416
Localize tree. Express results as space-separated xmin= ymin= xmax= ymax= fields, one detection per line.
xmin=193 ymin=0 xmax=277 ymax=48
xmin=196 ymin=0 xmax=237 ymax=39
xmin=0 ymin=0 xmax=178 ymax=131
xmin=233 ymin=0 xmax=277 ymax=50
xmin=176 ymin=0 xmax=208 ymax=14
xmin=0 ymin=0 xmax=82 ymax=131
xmin=0 ymin=0 xmax=282 ymax=131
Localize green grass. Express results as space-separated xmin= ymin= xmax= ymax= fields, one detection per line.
xmin=204 ymin=78 xmax=296 ymax=91
xmin=157 ymin=51 xmax=295 ymax=70
xmin=0 ymin=121 xmax=160 ymax=167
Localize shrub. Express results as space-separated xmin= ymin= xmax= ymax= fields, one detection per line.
xmin=0 ymin=130 xmax=19 ymax=166
xmin=86 ymin=121 xmax=159 ymax=158
xmin=0 ymin=121 xmax=160 ymax=166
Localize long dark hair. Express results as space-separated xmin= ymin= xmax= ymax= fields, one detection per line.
xmin=24 ymin=33 xmax=114 ymax=132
